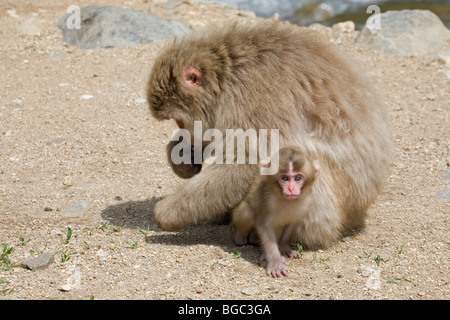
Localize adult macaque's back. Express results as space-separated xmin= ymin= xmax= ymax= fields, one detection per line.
xmin=146 ymin=20 xmax=393 ymax=248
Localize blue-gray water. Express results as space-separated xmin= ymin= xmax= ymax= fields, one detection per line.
xmin=212 ymin=0 xmax=450 ymax=29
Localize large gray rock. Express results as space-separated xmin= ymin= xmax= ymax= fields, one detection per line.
xmin=23 ymin=252 xmax=54 ymax=270
xmin=356 ymin=10 xmax=450 ymax=56
xmin=56 ymin=5 xmax=191 ymax=49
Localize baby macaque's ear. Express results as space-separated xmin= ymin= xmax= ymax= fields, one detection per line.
xmin=313 ymin=160 xmax=320 ymax=179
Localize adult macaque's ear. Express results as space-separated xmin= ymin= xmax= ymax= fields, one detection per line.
xmin=182 ymin=66 xmax=203 ymax=87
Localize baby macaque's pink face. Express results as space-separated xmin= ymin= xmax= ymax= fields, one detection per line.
xmin=278 ymin=172 xmax=305 ymax=200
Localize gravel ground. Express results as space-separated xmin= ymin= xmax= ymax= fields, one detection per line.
xmin=0 ymin=0 xmax=448 ymax=300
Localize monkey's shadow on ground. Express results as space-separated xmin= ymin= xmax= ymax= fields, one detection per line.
xmin=100 ymin=197 xmax=261 ymax=263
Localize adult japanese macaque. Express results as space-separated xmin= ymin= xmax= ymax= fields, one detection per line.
xmin=232 ymin=147 xmax=320 ymax=277
xmin=146 ymin=20 xmax=393 ymax=249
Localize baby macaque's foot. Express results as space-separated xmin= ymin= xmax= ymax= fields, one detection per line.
xmin=266 ymin=259 xmax=288 ymax=278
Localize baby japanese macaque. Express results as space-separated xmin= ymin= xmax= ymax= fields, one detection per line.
xmin=232 ymin=147 xmax=320 ymax=277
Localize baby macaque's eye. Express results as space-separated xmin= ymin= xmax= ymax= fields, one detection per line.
xmin=281 ymin=176 xmax=289 ymax=182
xmin=294 ymin=176 xmax=302 ymax=182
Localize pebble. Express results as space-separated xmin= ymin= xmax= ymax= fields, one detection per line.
xmin=241 ymin=286 xmax=259 ymax=296
xmin=358 ymin=266 xmax=381 ymax=290
xmin=10 ymin=98 xmax=23 ymax=107
xmin=45 ymin=137 xmax=69 ymax=145
xmin=438 ymin=55 xmax=450 ymax=67
xmin=80 ymin=94 xmax=94 ymax=100
xmin=97 ymin=250 xmax=109 ymax=265
xmin=63 ymin=176 xmax=73 ymax=187
xmin=60 ymin=202 xmax=88 ymax=217
xmin=16 ymin=17 xmax=41 ymax=36
xmin=52 ymin=52 xmax=69 ymax=58
xmin=23 ymin=252 xmax=54 ymax=270
xmin=195 ymin=286 xmax=203 ymax=294
xmin=380 ymin=253 xmax=390 ymax=261
xmin=332 ymin=21 xmax=355 ymax=33
xmin=58 ymin=284 xmax=73 ymax=292
xmin=134 ymin=98 xmax=147 ymax=104
xmin=436 ymin=189 xmax=450 ymax=200
xmin=6 ymin=9 xmax=20 ymax=18
xmin=165 ymin=286 xmax=176 ymax=294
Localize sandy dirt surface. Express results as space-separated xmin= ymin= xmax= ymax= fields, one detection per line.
xmin=0 ymin=0 xmax=448 ymax=300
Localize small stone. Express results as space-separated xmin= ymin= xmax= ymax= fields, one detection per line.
xmin=195 ymin=286 xmax=203 ymax=294
xmin=437 ymin=55 xmax=450 ymax=67
xmin=163 ymin=0 xmax=180 ymax=9
xmin=45 ymin=137 xmax=69 ymax=145
xmin=166 ymin=286 xmax=176 ymax=294
xmin=23 ymin=252 xmax=54 ymax=270
xmin=61 ymin=202 xmax=88 ymax=217
xmin=134 ymin=98 xmax=147 ymax=104
xmin=241 ymin=287 xmax=259 ymax=296
xmin=96 ymin=250 xmax=109 ymax=265
xmin=436 ymin=189 xmax=450 ymax=200
xmin=7 ymin=9 xmax=20 ymax=18
xmin=80 ymin=94 xmax=94 ymax=100
xmin=357 ymin=267 xmax=369 ymax=277
xmin=96 ymin=250 xmax=109 ymax=258
xmin=379 ymin=253 xmax=390 ymax=261
xmin=63 ymin=176 xmax=73 ymax=187
xmin=11 ymin=98 xmax=23 ymax=107
xmin=333 ymin=21 xmax=355 ymax=33
xmin=16 ymin=17 xmax=41 ymax=36
xmin=44 ymin=207 xmax=53 ymax=211
xmin=443 ymin=70 xmax=450 ymax=79
xmin=427 ymin=94 xmax=436 ymax=101
xmin=52 ymin=52 xmax=69 ymax=58
xmin=58 ymin=284 xmax=73 ymax=292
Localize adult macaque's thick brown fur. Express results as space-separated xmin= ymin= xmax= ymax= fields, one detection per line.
xmin=146 ymin=20 xmax=393 ymax=249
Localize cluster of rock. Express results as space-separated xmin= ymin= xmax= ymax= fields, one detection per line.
xmin=54 ymin=5 xmax=450 ymax=57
